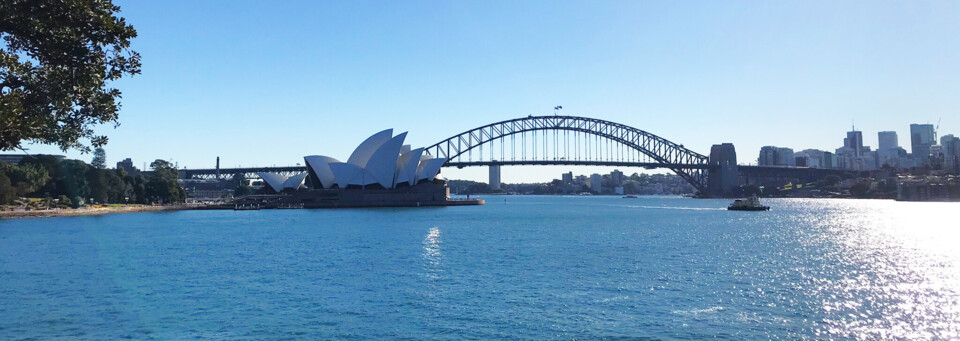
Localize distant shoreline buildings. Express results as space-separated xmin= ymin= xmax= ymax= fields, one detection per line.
xmin=757 ymin=122 xmax=960 ymax=174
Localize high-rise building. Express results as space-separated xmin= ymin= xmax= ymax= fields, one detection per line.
xmin=561 ymin=171 xmax=573 ymax=184
xmin=823 ymin=151 xmax=835 ymax=169
xmin=575 ymin=175 xmax=587 ymax=184
xmin=758 ymin=146 xmax=795 ymax=166
xmin=941 ymin=134 xmax=960 ymax=173
xmin=610 ymin=170 xmax=625 ymax=187
xmin=589 ymin=174 xmax=602 ymax=193
xmin=877 ymin=131 xmax=900 ymax=167
xmin=116 ymin=158 xmax=140 ymax=175
xmin=776 ymin=147 xmax=795 ymax=166
xmin=488 ymin=164 xmax=501 ymax=190
xmin=835 ymin=146 xmax=856 ymax=170
xmin=910 ymin=124 xmax=936 ymax=160
xmin=758 ymin=146 xmax=777 ymax=166
xmin=941 ymin=134 xmax=957 ymax=154
xmin=878 ymin=131 xmax=898 ymax=151
xmin=844 ymin=129 xmax=864 ymax=157
xmin=796 ymin=149 xmax=832 ymax=168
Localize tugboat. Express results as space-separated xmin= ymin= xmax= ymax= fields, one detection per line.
xmin=727 ymin=195 xmax=770 ymax=211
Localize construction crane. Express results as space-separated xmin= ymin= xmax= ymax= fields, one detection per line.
xmin=935 ymin=117 xmax=941 ymax=141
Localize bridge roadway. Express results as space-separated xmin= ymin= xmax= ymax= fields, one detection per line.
xmin=180 ymin=166 xmax=306 ymax=179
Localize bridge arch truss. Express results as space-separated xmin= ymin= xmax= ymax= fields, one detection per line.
xmin=424 ymin=115 xmax=710 ymax=193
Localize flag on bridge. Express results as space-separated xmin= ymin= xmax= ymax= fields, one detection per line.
xmin=554 ymin=105 xmax=563 ymax=110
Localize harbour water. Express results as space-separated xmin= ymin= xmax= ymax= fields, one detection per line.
xmin=1 ymin=196 xmax=958 ymax=339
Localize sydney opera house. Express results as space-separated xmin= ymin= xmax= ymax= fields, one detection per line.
xmin=246 ymin=129 xmax=478 ymax=208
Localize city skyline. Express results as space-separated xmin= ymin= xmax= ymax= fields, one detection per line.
xmin=16 ymin=0 xmax=960 ymax=183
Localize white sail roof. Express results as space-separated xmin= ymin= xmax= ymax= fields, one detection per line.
xmin=346 ymin=129 xmax=393 ymax=168
xmin=281 ymin=173 xmax=308 ymax=190
xmin=394 ymin=147 xmax=424 ymax=187
xmin=365 ymin=132 xmax=407 ymax=188
xmin=257 ymin=172 xmax=288 ymax=192
xmin=329 ymin=162 xmax=379 ymax=187
xmin=257 ymin=172 xmax=306 ymax=192
xmin=303 ymin=155 xmax=340 ymax=189
xmin=416 ymin=158 xmax=447 ymax=182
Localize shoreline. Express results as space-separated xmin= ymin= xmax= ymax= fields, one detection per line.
xmin=0 ymin=205 xmax=197 ymax=220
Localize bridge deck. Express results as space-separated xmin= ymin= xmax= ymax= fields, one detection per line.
xmin=445 ymin=161 xmax=710 ymax=169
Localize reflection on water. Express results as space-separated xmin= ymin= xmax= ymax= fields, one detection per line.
xmin=801 ymin=200 xmax=960 ymax=339
xmin=1 ymin=196 xmax=959 ymax=339
xmin=421 ymin=227 xmax=441 ymax=278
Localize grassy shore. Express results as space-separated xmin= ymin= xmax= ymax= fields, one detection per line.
xmin=0 ymin=205 xmax=196 ymax=219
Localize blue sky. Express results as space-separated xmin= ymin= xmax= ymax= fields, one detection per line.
xmin=21 ymin=1 xmax=960 ymax=182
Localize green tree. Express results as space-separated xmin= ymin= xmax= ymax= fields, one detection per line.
xmin=146 ymin=159 xmax=184 ymax=204
xmin=56 ymin=195 xmax=71 ymax=208
xmin=125 ymin=173 xmax=147 ymax=204
xmin=0 ymin=170 xmax=15 ymax=204
xmin=1 ymin=0 xmax=141 ymax=152
xmin=91 ymin=148 xmax=107 ymax=169
xmin=57 ymin=159 xmax=90 ymax=205
xmin=0 ymin=160 xmax=49 ymax=197
xmin=86 ymin=167 xmax=107 ymax=204
xmin=18 ymin=155 xmax=62 ymax=195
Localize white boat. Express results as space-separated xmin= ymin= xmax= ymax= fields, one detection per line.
xmin=727 ymin=195 xmax=770 ymax=211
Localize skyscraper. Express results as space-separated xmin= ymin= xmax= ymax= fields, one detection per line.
xmin=878 ymin=131 xmax=898 ymax=151
xmin=844 ymin=129 xmax=864 ymax=157
xmin=758 ymin=146 xmax=794 ymax=166
xmin=910 ymin=123 xmax=936 ymax=160
xmin=942 ymin=134 xmax=960 ymax=173
xmin=877 ymin=131 xmax=900 ymax=167
xmin=776 ymin=147 xmax=795 ymax=166
xmin=758 ymin=146 xmax=777 ymax=166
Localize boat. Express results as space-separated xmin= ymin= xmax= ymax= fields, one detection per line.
xmin=727 ymin=195 xmax=770 ymax=211
xmin=622 ymin=195 xmax=638 ymax=198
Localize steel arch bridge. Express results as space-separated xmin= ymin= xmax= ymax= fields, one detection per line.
xmin=424 ymin=115 xmax=710 ymax=192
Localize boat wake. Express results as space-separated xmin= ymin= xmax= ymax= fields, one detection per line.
xmin=611 ymin=204 xmax=726 ymax=211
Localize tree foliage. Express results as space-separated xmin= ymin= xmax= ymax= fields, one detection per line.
xmin=91 ymin=147 xmax=107 ymax=169
xmin=148 ymin=159 xmax=184 ymax=204
xmin=0 ymin=157 xmax=184 ymax=206
xmin=0 ymin=0 xmax=141 ymax=152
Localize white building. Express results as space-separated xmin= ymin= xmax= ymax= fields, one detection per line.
xmin=878 ymin=131 xmax=901 ymax=167
xmin=302 ymin=129 xmax=447 ymax=190
xmin=589 ymin=174 xmax=602 ymax=193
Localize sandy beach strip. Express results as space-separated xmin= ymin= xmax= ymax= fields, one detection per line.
xmin=0 ymin=205 xmax=198 ymax=219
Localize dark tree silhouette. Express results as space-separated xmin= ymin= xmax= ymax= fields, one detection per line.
xmin=1 ymin=0 xmax=140 ymax=152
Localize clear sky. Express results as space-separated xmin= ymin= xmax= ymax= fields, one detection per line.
xmin=21 ymin=0 xmax=960 ymax=183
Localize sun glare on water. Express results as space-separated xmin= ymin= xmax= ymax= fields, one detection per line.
xmin=798 ymin=200 xmax=960 ymax=339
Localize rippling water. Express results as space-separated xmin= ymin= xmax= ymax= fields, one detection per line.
xmin=1 ymin=196 xmax=958 ymax=339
